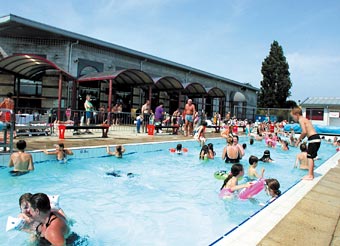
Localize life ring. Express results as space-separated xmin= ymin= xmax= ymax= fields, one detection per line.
xmin=265 ymin=138 xmax=277 ymax=147
xmin=214 ymin=170 xmax=229 ymax=180
xmin=238 ymin=178 xmax=265 ymax=200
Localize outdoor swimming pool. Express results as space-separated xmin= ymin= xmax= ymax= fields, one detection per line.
xmin=0 ymin=137 xmax=336 ymax=245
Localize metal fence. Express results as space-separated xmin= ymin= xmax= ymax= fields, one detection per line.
xmin=233 ymin=105 xmax=294 ymax=123
xmin=15 ymin=107 xmax=139 ymax=132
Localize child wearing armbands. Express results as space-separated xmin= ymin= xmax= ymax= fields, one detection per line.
xmin=219 ymin=164 xmax=251 ymax=199
xmin=248 ymin=155 xmax=265 ymax=180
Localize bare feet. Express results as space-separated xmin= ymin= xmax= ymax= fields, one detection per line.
xmin=302 ymin=175 xmax=314 ymax=180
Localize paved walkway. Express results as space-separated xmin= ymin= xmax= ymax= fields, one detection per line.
xmin=3 ymin=129 xmax=340 ymax=245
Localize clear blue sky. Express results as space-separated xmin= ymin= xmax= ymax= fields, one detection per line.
xmin=1 ymin=0 xmax=339 ymax=102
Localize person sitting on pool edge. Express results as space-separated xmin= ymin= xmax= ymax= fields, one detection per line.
xmin=29 ymin=193 xmax=70 ymax=246
xmin=8 ymin=140 xmax=34 ymax=176
xmin=107 ymin=145 xmax=125 ymax=158
xmin=44 ymin=143 xmax=73 ymax=161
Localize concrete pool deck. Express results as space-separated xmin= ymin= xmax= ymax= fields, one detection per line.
xmin=2 ymin=128 xmax=340 ymax=245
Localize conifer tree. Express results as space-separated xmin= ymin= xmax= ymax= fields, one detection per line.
xmin=258 ymin=41 xmax=292 ymax=108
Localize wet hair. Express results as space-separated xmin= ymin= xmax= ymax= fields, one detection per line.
xmin=250 ymin=138 xmax=254 ymax=145
xmin=260 ymin=150 xmax=273 ymax=162
xmin=283 ymin=141 xmax=289 ymax=150
xmin=116 ymin=145 xmax=123 ymax=158
xmin=199 ymin=145 xmax=209 ymax=159
xmin=6 ymin=92 xmax=13 ymax=98
xmin=207 ymin=143 xmax=216 ymax=156
xmin=242 ymin=143 xmax=247 ymax=150
xmin=29 ymin=193 xmax=51 ymax=213
xmin=266 ymin=179 xmax=281 ymax=196
xmin=16 ymin=140 xmax=27 ymax=150
xmin=249 ymin=155 xmax=259 ymax=165
xmin=19 ymin=193 xmax=32 ymax=206
xmin=291 ymin=106 xmax=302 ymax=116
xmin=58 ymin=143 xmax=65 ymax=149
xmin=220 ymin=163 xmax=244 ymax=190
xmin=176 ymin=144 xmax=182 ymax=151
xmin=227 ymin=136 xmax=233 ymax=145
xmin=300 ymin=143 xmax=307 ymax=152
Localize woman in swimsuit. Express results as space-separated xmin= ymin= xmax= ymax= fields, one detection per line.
xmin=29 ymin=193 xmax=70 ymax=246
xmin=44 ymin=143 xmax=73 ymax=161
xmin=221 ymin=137 xmax=242 ymax=163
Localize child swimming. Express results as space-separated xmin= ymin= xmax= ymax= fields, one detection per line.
xmin=219 ymin=163 xmax=251 ymax=199
xmin=259 ymin=150 xmax=274 ymax=162
xmin=265 ymin=178 xmax=281 ymax=202
xmin=248 ymin=155 xmax=265 ymax=180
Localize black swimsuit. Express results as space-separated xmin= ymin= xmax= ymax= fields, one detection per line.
xmin=36 ymin=213 xmax=58 ymax=246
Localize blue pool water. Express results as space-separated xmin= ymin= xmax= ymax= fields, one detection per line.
xmin=0 ymin=137 xmax=336 ymax=245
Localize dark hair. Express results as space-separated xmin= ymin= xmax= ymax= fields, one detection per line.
xmin=249 ymin=155 xmax=258 ymax=165
xmin=176 ymin=144 xmax=182 ymax=151
xmin=6 ymin=92 xmax=13 ymax=98
xmin=242 ymin=143 xmax=247 ymax=150
xmin=202 ymin=121 xmax=208 ymax=126
xmin=16 ymin=140 xmax=27 ymax=150
xmin=29 ymin=193 xmax=51 ymax=213
xmin=220 ymin=163 xmax=244 ymax=190
xmin=19 ymin=193 xmax=32 ymax=206
xmin=250 ymin=138 xmax=254 ymax=145
xmin=199 ymin=145 xmax=209 ymax=159
xmin=259 ymin=150 xmax=273 ymax=162
xmin=266 ymin=178 xmax=281 ymax=196
xmin=207 ymin=143 xmax=216 ymax=156
xmin=300 ymin=143 xmax=307 ymax=152
xmin=58 ymin=143 xmax=65 ymax=148
xmin=116 ymin=145 xmax=123 ymax=158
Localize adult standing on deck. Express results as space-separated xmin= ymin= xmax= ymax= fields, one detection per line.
xmin=0 ymin=92 xmax=14 ymax=119
xmin=184 ymin=99 xmax=196 ymax=136
xmin=154 ymin=102 xmax=164 ymax=123
xmin=141 ymin=100 xmax=151 ymax=133
xmin=84 ymin=95 xmax=94 ymax=133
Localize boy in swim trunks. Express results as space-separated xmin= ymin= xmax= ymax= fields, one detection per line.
xmin=291 ymin=106 xmax=321 ymax=180
xmin=8 ymin=140 xmax=34 ymax=175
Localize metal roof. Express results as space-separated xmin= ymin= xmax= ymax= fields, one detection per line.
xmin=206 ymin=87 xmax=225 ymax=98
xmin=153 ymin=76 xmax=183 ymax=91
xmin=77 ymin=69 xmax=154 ymax=88
xmin=0 ymin=54 xmax=75 ymax=80
xmin=301 ymin=97 xmax=340 ymax=106
xmin=0 ymin=14 xmax=258 ymax=92
xmin=182 ymin=83 xmax=207 ymax=96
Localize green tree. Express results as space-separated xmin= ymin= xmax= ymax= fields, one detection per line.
xmin=258 ymin=41 xmax=292 ymax=108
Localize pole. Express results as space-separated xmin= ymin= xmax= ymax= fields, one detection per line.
xmin=57 ymin=73 xmax=63 ymax=121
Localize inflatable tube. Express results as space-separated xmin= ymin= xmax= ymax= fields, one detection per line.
xmin=265 ymin=138 xmax=277 ymax=147
xmin=48 ymin=195 xmax=60 ymax=210
xmin=214 ymin=170 xmax=229 ymax=180
xmin=238 ymin=178 xmax=265 ymax=200
xmin=169 ymin=148 xmax=176 ymax=153
xmin=6 ymin=216 xmax=25 ymax=232
xmin=284 ymin=123 xmax=340 ymax=135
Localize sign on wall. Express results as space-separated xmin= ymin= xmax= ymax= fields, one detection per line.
xmin=329 ymin=112 xmax=340 ymax=118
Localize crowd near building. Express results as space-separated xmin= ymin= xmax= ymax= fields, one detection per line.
xmin=0 ymin=14 xmax=258 ymax=123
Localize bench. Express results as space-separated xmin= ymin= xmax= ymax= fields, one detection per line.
xmin=154 ymin=125 xmax=180 ymax=135
xmin=59 ymin=125 xmax=110 ymax=139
